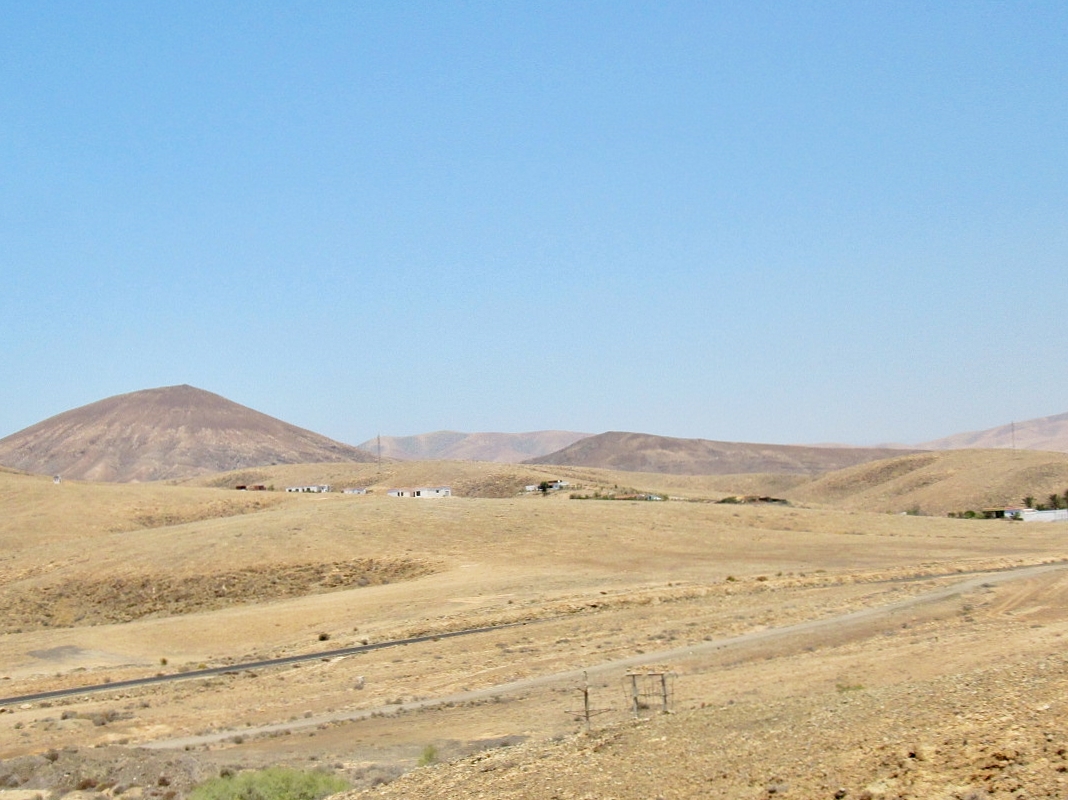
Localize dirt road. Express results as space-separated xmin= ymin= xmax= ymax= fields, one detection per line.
xmin=142 ymin=561 xmax=1066 ymax=751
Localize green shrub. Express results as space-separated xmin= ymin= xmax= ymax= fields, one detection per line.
xmin=188 ymin=768 xmax=349 ymax=800
xmin=417 ymin=744 xmax=438 ymax=766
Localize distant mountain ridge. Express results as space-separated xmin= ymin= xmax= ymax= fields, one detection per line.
xmin=7 ymin=383 xmax=1066 ymax=485
xmin=919 ymin=412 xmax=1068 ymax=453
xmin=0 ymin=385 xmax=374 ymax=482
xmin=525 ymin=431 xmax=924 ymax=475
xmin=358 ymin=408 xmax=1068 ymax=471
xmin=359 ymin=430 xmax=591 ymax=463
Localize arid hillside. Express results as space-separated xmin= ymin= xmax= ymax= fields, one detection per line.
xmin=185 ymin=460 xmax=601 ymax=499
xmin=920 ymin=410 xmax=1068 ymax=452
xmin=184 ymin=448 xmax=1068 ymax=518
xmin=787 ymin=448 xmax=1068 ymax=516
xmin=527 ymin=430 xmax=924 ymax=476
xmin=0 ymin=385 xmax=373 ymax=482
xmin=6 ymin=444 xmax=1068 ymax=800
xmin=357 ymin=430 xmax=592 ymax=462
xmin=4 ymin=465 xmax=1068 ymax=800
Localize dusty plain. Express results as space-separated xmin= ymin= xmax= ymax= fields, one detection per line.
xmin=3 ymin=456 xmax=1068 ymax=799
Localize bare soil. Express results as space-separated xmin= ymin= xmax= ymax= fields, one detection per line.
xmin=4 ymin=466 xmax=1068 ymax=799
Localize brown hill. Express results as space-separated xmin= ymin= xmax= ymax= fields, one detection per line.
xmin=0 ymin=384 xmax=374 ymax=482
xmin=358 ymin=430 xmax=592 ymax=462
xmin=786 ymin=448 xmax=1068 ymax=515
xmin=180 ymin=448 xmax=1068 ymax=517
xmin=525 ymin=430 xmax=922 ymax=475
xmin=920 ymin=410 xmax=1068 ymax=452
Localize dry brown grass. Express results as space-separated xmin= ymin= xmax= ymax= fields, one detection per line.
xmin=5 ymin=453 xmax=1068 ymax=798
xmin=789 ymin=448 xmax=1068 ymax=514
xmin=0 ymin=472 xmax=292 ymax=546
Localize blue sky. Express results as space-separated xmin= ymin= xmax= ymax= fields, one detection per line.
xmin=2 ymin=1 xmax=1066 ymax=446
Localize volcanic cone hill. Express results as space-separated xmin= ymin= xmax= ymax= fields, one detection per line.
xmin=525 ymin=431 xmax=924 ymax=475
xmin=0 ymin=385 xmax=374 ymax=482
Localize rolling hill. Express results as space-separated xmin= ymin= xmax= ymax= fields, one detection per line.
xmin=0 ymin=384 xmax=374 ymax=482
xmin=786 ymin=448 xmax=1068 ymax=515
xmin=6 ymin=446 xmax=1068 ymax=799
xmin=358 ymin=430 xmax=592 ymax=462
xmin=525 ymin=431 xmax=923 ymax=476
xmin=920 ymin=411 xmax=1068 ymax=452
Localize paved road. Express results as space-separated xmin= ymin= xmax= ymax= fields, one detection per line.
xmin=141 ymin=561 xmax=1066 ymax=750
xmin=0 ymin=621 xmax=528 ymax=708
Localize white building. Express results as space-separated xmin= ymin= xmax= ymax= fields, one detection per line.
xmin=525 ymin=480 xmax=570 ymax=492
xmin=387 ymin=486 xmax=451 ymax=498
xmin=1018 ymin=508 xmax=1068 ymax=522
xmin=343 ymin=487 xmax=368 ymax=495
xmin=286 ymin=484 xmax=332 ymax=493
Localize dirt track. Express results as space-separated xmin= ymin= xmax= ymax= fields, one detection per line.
xmin=140 ymin=561 xmax=1067 ymax=751
xmin=6 ymin=480 xmax=1068 ymax=798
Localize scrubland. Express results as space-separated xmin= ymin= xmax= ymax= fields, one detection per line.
xmin=3 ymin=454 xmax=1068 ymax=798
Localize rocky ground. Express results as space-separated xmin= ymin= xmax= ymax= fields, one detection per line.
xmin=4 ymin=565 xmax=1068 ymax=799
xmin=6 ymin=481 xmax=1068 ymax=800
xmin=346 ymin=651 xmax=1068 ymax=800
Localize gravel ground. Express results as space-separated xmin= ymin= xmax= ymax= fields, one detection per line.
xmin=346 ymin=651 xmax=1068 ymax=799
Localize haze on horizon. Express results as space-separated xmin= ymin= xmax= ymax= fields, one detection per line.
xmin=2 ymin=2 xmax=1065 ymax=448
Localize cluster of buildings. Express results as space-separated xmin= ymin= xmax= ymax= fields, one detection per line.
xmin=386 ymin=486 xmax=451 ymax=498
xmin=278 ymin=484 xmax=451 ymax=498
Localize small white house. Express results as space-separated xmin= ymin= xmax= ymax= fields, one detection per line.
xmin=525 ymin=480 xmax=570 ymax=492
xmin=343 ymin=487 xmax=368 ymax=495
xmin=1018 ymin=508 xmax=1068 ymax=522
xmin=388 ymin=486 xmax=451 ymax=498
xmin=286 ymin=484 xmax=332 ymax=493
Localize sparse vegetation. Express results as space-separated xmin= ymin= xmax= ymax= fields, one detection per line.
xmin=7 ymin=450 xmax=1068 ymax=798
xmin=187 ymin=768 xmax=349 ymax=800
xmin=0 ymin=557 xmax=434 ymax=633
xmin=950 ymin=485 xmax=1068 ymax=518
xmin=417 ymin=745 xmax=439 ymax=766
xmin=716 ymin=495 xmax=788 ymax=505
xmin=568 ymin=489 xmax=663 ymax=501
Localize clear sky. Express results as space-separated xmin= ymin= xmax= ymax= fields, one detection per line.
xmin=3 ymin=1 xmax=1066 ymax=447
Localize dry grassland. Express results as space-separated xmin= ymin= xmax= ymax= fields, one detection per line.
xmin=2 ymin=457 xmax=1068 ymax=799
xmin=792 ymin=448 xmax=1068 ymax=516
